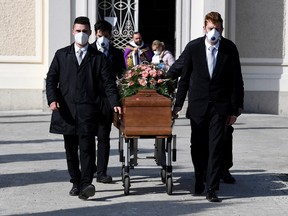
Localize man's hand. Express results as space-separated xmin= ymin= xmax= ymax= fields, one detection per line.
xmin=226 ymin=115 xmax=237 ymax=125
xmin=114 ymin=106 xmax=122 ymax=115
xmin=172 ymin=106 xmax=182 ymax=119
xmin=49 ymin=101 xmax=59 ymax=111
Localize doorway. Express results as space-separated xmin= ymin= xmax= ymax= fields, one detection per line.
xmin=138 ymin=0 xmax=176 ymax=55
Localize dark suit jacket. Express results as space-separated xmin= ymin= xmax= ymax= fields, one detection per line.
xmin=46 ymin=43 xmax=120 ymax=135
xmin=174 ymin=36 xmax=244 ymax=119
xmin=91 ymin=41 xmax=126 ymax=117
xmin=167 ymin=50 xmax=186 ymax=80
xmin=91 ymin=41 xmax=126 ymax=78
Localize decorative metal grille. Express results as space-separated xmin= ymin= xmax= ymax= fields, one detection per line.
xmin=97 ymin=0 xmax=137 ymax=50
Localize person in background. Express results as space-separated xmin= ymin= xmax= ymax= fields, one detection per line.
xmin=151 ymin=40 xmax=175 ymax=71
xmin=91 ymin=20 xmax=126 ymax=184
xmin=46 ymin=16 xmax=121 ymax=200
xmin=171 ymin=12 xmax=244 ymax=202
xmin=150 ymin=40 xmax=175 ymax=170
xmin=124 ymin=32 xmax=153 ymax=68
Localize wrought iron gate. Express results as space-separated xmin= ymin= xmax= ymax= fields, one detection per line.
xmin=97 ymin=0 xmax=138 ymax=49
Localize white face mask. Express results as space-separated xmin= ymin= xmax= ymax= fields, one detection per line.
xmin=97 ymin=36 xmax=110 ymax=49
xmin=154 ymin=50 xmax=160 ymax=55
xmin=74 ymin=32 xmax=89 ymax=45
xmin=206 ymin=28 xmax=220 ymax=43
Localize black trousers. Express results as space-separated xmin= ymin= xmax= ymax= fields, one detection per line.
xmin=190 ymin=105 xmax=226 ymax=191
xmin=96 ymin=100 xmax=113 ymax=177
xmin=221 ymin=125 xmax=234 ymax=171
xmin=64 ymin=134 xmax=95 ymax=188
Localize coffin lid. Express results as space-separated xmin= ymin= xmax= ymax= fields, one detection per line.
xmin=122 ymin=89 xmax=171 ymax=107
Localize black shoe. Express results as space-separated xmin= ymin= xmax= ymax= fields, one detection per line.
xmin=97 ymin=174 xmax=112 ymax=183
xmin=220 ymin=170 xmax=236 ymax=184
xmin=194 ymin=182 xmax=205 ymax=195
xmin=69 ymin=183 xmax=80 ymax=196
xmin=206 ymin=190 xmax=221 ymax=202
xmin=78 ymin=184 xmax=95 ymax=200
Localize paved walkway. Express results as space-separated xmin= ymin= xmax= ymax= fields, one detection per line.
xmin=0 ymin=111 xmax=288 ymax=215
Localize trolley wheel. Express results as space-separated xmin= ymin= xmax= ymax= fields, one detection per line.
xmin=166 ymin=176 xmax=173 ymax=195
xmin=154 ymin=139 xmax=162 ymax=165
xmin=161 ymin=168 xmax=166 ymax=184
xmin=124 ymin=176 xmax=130 ymax=195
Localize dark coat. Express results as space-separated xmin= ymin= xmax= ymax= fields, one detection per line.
xmin=46 ymin=44 xmax=120 ymax=135
xmin=174 ymin=36 xmax=244 ymax=118
xmin=90 ymin=41 xmax=126 ymax=117
xmin=91 ymin=41 xmax=126 ymax=78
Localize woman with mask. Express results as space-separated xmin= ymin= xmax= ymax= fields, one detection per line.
xmin=151 ymin=40 xmax=175 ymax=71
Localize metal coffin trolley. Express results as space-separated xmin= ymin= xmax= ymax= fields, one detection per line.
xmin=114 ymin=90 xmax=176 ymax=195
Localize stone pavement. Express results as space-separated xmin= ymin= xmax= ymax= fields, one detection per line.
xmin=0 ymin=110 xmax=288 ymax=216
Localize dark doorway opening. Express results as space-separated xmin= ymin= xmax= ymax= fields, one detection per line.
xmin=138 ymin=0 xmax=176 ymax=55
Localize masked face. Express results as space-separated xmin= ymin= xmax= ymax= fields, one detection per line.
xmin=74 ymin=32 xmax=89 ymax=46
xmin=206 ymin=28 xmax=220 ymax=43
xmin=154 ymin=50 xmax=160 ymax=55
xmin=97 ymin=36 xmax=110 ymax=49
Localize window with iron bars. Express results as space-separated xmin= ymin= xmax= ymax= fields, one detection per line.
xmin=97 ymin=0 xmax=138 ymax=50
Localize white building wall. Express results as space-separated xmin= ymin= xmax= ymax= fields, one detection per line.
xmin=233 ymin=0 xmax=288 ymax=115
xmin=1 ymin=0 xmax=288 ymax=115
xmin=0 ymin=0 xmax=45 ymax=110
xmin=176 ymin=0 xmax=288 ymax=115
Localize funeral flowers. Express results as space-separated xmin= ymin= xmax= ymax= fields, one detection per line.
xmin=117 ymin=62 xmax=175 ymax=99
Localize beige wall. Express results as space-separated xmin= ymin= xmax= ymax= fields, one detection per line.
xmin=0 ymin=0 xmax=46 ymax=111
xmin=0 ymin=0 xmax=36 ymax=56
xmin=1 ymin=0 xmax=288 ymax=115
xmin=235 ymin=0 xmax=284 ymax=58
xmin=0 ymin=0 xmax=42 ymax=62
xmin=231 ymin=0 xmax=288 ymax=115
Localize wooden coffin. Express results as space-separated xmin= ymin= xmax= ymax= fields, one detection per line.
xmin=114 ymin=89 xmax=172 ymax=137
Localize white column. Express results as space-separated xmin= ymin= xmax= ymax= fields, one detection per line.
xmin=134 ymin=0 xmax=139 ymax=31
xmin=175 ymin=0 xmax=193 ymax=57
xmin=191 ymin=0 xmax=205 ymax=39
xmin=203 ymin=0 xmax=228 ymax=37
xmin=48 ymin=0 xmax=71 ymax=65
xmin=88 ymin=0 xmax=97 ymax=43
xmin=88 ymin=0 xmax=97 ymax=27
xmin=75 ymin=0 xmax=88 ymax=17
xmin=175 ymin=0 xmax=207 ymax=57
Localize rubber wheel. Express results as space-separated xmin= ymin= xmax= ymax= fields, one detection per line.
xmin=166 ymin=176 xmax=173 ymax=195
xmin=161 ymin=169 xmax=166 ymax=183
xmin=124 ymin=176 xmax=130 ymax=195
xmin=154 ymin=139 xmax=162 ymax=165
xmin=121 ymin=165 xmax=125 ymax=183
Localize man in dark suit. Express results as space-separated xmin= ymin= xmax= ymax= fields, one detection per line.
xmin=171 ymin=12 xmax=244 ymax=202
xmin=91 ymin=20 xmax=126 ymax=183
xmin=46 ymin=16 xmax=121 ymax=200
xmin=168 ymin=47 xmax=236 ymax=185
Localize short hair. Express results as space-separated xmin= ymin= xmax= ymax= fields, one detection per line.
xmin=94 ymin=20 xmax=112 ymax=35
xmin=204 ymin=12 xmax=223 ymax=29
xmin=73 ymin=16 xmax=91 ymax=29
xmin=152 ymin=40 xmax=165 ymax=50
xmin=133 ymin=32 xmax=141 ymax=37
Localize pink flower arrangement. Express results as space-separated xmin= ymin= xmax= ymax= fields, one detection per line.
xmin=117 ymin=62 xmax=175 ymax=99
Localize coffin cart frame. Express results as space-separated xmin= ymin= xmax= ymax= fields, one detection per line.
xmin=114 ymin=90 xmax=176 ymax=195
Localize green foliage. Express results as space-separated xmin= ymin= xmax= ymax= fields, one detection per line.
xmin=117 ymin=63 xmax=175 ymax=100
